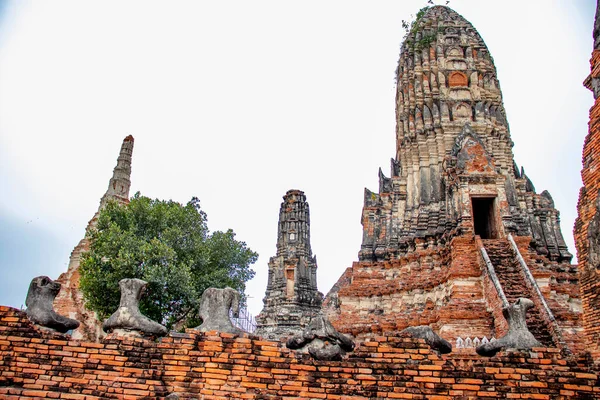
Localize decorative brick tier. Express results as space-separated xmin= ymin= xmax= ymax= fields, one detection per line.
xmin=1 ymin=306 xmax=598 ymax=399
xmin=325 ymin=234 xmax=581 ymax=354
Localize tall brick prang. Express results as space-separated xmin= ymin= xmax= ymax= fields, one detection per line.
xmin=575 ymin=0 xmax=600 ymax=361
xmin=53 ymin=136 xmax=134 ymax=342
xmin=255 ymin=190 xmax=323 ymax=339
xmin=325 ymin=6 xmax=582 ymax=353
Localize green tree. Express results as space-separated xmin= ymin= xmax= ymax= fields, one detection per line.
xmin=79 ymin=193 xmax=257 ymax=329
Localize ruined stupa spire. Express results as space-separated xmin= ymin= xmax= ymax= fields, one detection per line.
xmin=276 ymin=189 xmax=312 ymax=259
xmin=100 ymin=135 xmax=134 ymax=207
xmin=54 ymin=136 xmax=135 ymax=342
xmin=357 ymin=5 xmax=570 ymax=262
xmin=255 ymin=190 xmax=322 ymax=339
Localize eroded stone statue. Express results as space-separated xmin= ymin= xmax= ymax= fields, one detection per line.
xmin=25 ymin=276 xmax=80 ymax=333
xmin=195 ymin=287 xmax=242 ymax=334
xmin=476 ymin=298 xmax=541 ymax=357
xmin=286 ymin=313 xmax=354 ymax=361
xmin=401 ymin=325 xmax=452 ymax=354
xmin=103 ymin=278 xmax=167 ymax=337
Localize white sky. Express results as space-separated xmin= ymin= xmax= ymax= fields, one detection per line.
xmin=0 ymin=0 xmax=596 ymax=316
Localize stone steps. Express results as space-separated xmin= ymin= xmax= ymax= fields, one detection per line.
xmin=482 ymin=239 xmax=554 ymax=347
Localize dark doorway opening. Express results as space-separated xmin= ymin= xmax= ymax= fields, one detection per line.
xmin=472 ymin=197 xmax=497 ymax=239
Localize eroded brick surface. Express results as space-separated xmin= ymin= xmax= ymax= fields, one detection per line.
xmin=576 ymin=25 xmax=600 ymax=357
xmin=0 ymin=306 xmax=598 ymax=399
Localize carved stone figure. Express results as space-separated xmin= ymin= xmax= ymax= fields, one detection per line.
xmin=286 ymin=313 xmax=354 ymax=361
xmin=195 ymin=287 xmax=242 ymax=334
xmin=25 ymin=276 xmax=79 ymax=333
xmin=103 ymin=278 xmax=167 ymax=337
xmin=401 ymin=326 xmax=452 ymax=354
xmin=476 ymin=298 xmax=541 ymax=357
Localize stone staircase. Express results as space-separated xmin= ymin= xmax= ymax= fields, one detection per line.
xmin=482 ymin=239 xmax=554 ymax=347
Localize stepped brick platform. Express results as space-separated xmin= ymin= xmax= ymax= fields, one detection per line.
xmin=1 ymin=306 xmax=598 ymax=399
xmin=325 ymin=234 xmax=582 ymax=355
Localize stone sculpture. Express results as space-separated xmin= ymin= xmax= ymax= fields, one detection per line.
xmin=286 ymin=313 xmax=354 ymax=361
xmin=25 ymin=276 xmax=79 ymax=333
xmin=103 ymin=278 xmax=167 ymax=337
xmin=401 ymin=326 xmax=452 ymax=354
xmin=195 ymin=287 xmax=242 ymax=334
xmin=476 ymin=298 xmax=541 ymax=357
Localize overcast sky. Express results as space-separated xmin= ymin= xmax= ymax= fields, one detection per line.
xmin=0 ymin=0 xmax=596 ymax=316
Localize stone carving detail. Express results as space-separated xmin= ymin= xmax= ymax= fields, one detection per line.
xmin=476 ymin=298 xmax=541 ymax=357
xmin=401 ymin=326 xmax=452 ymax=354
xmin=195 ymin=287 xmax=242 ymax=334
xmin=25 ymin=276 xmax=80 ymax=333
xmin=286 ymin=313 xmax=354 ymax=361
xmin=103 ymin=278 xmax=167 ymax=337
xmin=255 ymin=190 xmax=323 ymax=339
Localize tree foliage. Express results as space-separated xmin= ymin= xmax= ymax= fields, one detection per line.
xmin=79 ymin=193 xmax=257 ymax=329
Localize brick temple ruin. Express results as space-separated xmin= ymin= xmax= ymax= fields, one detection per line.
xmin=323 ymin=5 xmax=582 ymax=355
xmin=2 ymin=4 xmax=600 ymax=399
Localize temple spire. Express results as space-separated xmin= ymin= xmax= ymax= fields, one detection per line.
xmin=100 ymin=135 xmax=134 ymax=207
xmin=276 ymin=189 xmax=312 ymax=258
xmin=54 ymin=135 xmax=135 ymax=342
xmin=255 ymin=189 xmax=322 ymax=340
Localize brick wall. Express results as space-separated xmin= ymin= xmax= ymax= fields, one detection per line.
xmin=1 ymin=306 xmax=598 ymax=399
xmin=576 ymin=49 xmax=600 ymax=360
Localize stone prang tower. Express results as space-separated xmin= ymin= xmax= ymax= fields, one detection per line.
xmin=325 ymin=6 xmax=582 ymax=354
xmin=54 ymin=136 xmax=134 ymax=341
xmin=255 ymin=190 xmax=323 ymax=339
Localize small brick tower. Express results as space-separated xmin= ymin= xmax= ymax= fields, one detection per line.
xmin=255 ymin=190 xmax=323 ymax=339
xmin=325 ymin=6 xmax=582 ymax=353
xmin=54 ymin=136 xmax=134 ymax=341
